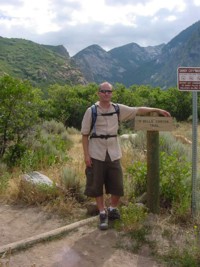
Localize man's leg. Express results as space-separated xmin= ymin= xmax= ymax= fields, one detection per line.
xmin=105 ymin=155 xmax=123 ymax=221
xmin=96 ymin=195 xmax=108 ymax=230
xmin=110 ymin=195 xmax=120 ymax=207
xmin=96 ymin=195 xmax=105 ymax=212
xmin=108 ymin=195 xmax=121 ymax=221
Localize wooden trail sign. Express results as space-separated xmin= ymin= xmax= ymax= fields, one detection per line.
xmin=134 ymin=116 xmax=174 ymax=131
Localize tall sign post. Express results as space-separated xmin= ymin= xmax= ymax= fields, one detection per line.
xmin=135 ymin=116 xmax=174 ymax=213
xmin=177 ymin=67 xmax=200 ymax=217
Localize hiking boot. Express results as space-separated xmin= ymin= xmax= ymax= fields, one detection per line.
xmin=99 ymin=213 xmax=108 ymax=230
xmin=108 ymin=208 xmax=121 ymax=221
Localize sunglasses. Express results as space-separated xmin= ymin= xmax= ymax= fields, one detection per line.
xmin=99 ymin=90 xmax=113 ymax=94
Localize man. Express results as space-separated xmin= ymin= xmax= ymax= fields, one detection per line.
xmin=81 ymin=82 xmax=171 ymax=230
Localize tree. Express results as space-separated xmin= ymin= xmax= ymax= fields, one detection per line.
xmin=0 ymin=75 xmax=42 ymax=162
xmin=161 ymin=87 xmax=192 ymax=120
xmin=47 ymin=84 xmax=98 ymax=129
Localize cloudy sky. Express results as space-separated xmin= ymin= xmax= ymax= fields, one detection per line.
xmin=0 ymin=0 xmax=200 ymax=56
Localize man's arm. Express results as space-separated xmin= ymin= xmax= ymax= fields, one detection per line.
xmin=136 ymin=107 xmax=171 ymax=117
xmin=82 ymin=135 xmax=92 ymax=167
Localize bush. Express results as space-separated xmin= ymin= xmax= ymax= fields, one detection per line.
xmin=125 ymin=151 xmax=191 ymax=215
xmin=4 ymin=143 xmax=27 ymax=168
xmin=125 ymin=161 xmax=147 ymax=200
xmin=115 ymin=203 xmax=147 ymax=232
xmin=160 ymin=151 xmax=191 ymax=213
xmin=1 ymin=120 xmax=72 ymax=170
xmin=66 ymin=127 xmax=80 ymax=135
xmin=18 ymin=181 xmax=60 ymax=205
xmin=18 ymin=121 xmax=72 ymax=171
xmin=42 ymin=120 xmax=66 ymax=135
xmin=60 ymin=167 xmax=84 ymax=202
xmin=114 ymin=203 xmax=149 ymax=254
xmin=162 ymin=248 xmax=200 ymax=267
xmin=0 ymin=171 xmax=10 ymax=194
xmin=159 ymin=132 xmax=191 ymax=160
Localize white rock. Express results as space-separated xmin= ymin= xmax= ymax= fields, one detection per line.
xmin=22 ymin=171 xmax=53 ymax=186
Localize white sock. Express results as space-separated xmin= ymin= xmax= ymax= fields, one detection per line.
xmin=109 ymin=206 xmax=116 ymax=211
xmin=99 ymin=210 xmax=106 ymax=214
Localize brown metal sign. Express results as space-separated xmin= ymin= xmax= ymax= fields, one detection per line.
xmin=135 ymin=116 xmax=174 ymax=131
xmin=178 ymin=67 xmax=200 ymax=91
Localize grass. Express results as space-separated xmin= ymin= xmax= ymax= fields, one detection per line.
xmin=1 ymin=122 xmax=200 ymax=266
xmin=115 ymin=211 xmax=200 ymax=266
xmin=118 ymin=122 xmax=200 ymax=266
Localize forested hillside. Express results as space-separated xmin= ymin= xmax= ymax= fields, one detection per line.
xmin=0 ymin=37 xmax=86 ymax=88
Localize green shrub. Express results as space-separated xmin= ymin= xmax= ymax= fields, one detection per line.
xmin=162 ymin=248 xmax=200 ymax=267
xmin=125 ymin=161 xmax=147 ymax=199
xmin=0 ymin=171 xmax=10 ymax=193
xmin=19 ymin=121 xmax=72 ymax=171
xmin=115 ymin=203 xmax=147 ymax=232
xmin=42 ymin=120 xmax=66 ymax=135
xmin=4 ymin=143 xmax=27 ymax=167
xmin=159 ymin=151 xmax=191 ymax=213
xmin=18 ymin=181 xmax=60 ymax=205
xmin=66 ymin=127 xmax=80 ymax=135
xmin=159 ymin=132 xmax=191 ymax=160
xmin=60 ymin=167 xmax=84 ymax=202
xmin=1 ymin=120 xmax=72 ymax=170
xmin=125 ymin=151 xmax=191 ymax=215
xmin=114 ymin=203 xmax=150 ymax=253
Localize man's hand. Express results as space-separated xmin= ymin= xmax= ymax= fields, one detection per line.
xmin=159 ymin=110 xmax=171 ymax=117
xmin=85 ymin=155 xmax=92 ymax=167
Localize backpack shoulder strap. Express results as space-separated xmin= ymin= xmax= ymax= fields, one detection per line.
xmin=113 ymin=103 xmax=119 ymax=113
xmin=90 ymin=104 xmax=97 ymax=133
xmin=112 ymin=103 xmax=120 ymax=122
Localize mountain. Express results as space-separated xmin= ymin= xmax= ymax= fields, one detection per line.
xmin=71 ymin=44 xmax=123 ymax=83
xmin=0 ymin=37 xmax=86 ymax=88
xmin=73 ymin=20 xmax=200 ymax=88
xmin=0 ymin=20 xmax=200 ymax=89
xmin=73 ymin=42 xmax=164 ymax=85
xmin=144 ymin=20 xmax=200 ymax=88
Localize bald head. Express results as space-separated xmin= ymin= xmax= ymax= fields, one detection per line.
xmin=98 ymin=82 xmax=113 ymax=91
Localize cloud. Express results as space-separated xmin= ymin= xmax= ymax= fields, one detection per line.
xmin=0 ymin=0 xmax=23 ymax=5
xmin=0 ymin=0 xmax=200 ymax=56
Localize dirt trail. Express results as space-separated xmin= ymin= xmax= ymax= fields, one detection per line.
xmin=0 ymin=134 xmax=165 ymax=266
xmin=0 ymin=204 xmax=164 ymax=267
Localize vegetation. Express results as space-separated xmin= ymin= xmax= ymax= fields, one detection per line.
xmin=115 ymin=127 xmax=200 ymax=266
xmin=0 ymin=37 xmax=85 ymax=88
xmin=0 ymin=75 xmax=42 ymax=164
xmin=0 ymin=74 xmax=200 ymax=266
xmin=126 ymin=150 xmax=191 ymax=216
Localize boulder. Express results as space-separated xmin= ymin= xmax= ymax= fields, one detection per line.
xmin=22 ymin=171 xmax=54 ymax=186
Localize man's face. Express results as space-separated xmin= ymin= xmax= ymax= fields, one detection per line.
xmin=98 ymin=84 xmax=113 ymax=102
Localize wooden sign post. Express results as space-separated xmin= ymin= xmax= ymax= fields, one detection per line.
xmin=135 ymin=114 xmax=174 ymax=214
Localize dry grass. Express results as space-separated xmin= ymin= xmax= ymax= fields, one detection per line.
xmin=0 ymin=122 xmax=198 ymax=201
xmin=65 ymin=133 xmax=85 ymax=177
xmin=0 ymin=170 xmax=21 ymax=203
xmin=43 ymin=133 xmax=85 ymax=180
xmin=0 ymin=122 xmax=197 ymax=203
xmin=1 ymin=123 xmax=200 ymax=266
xmin=0 ymin=133 xmax=85 ymax=216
